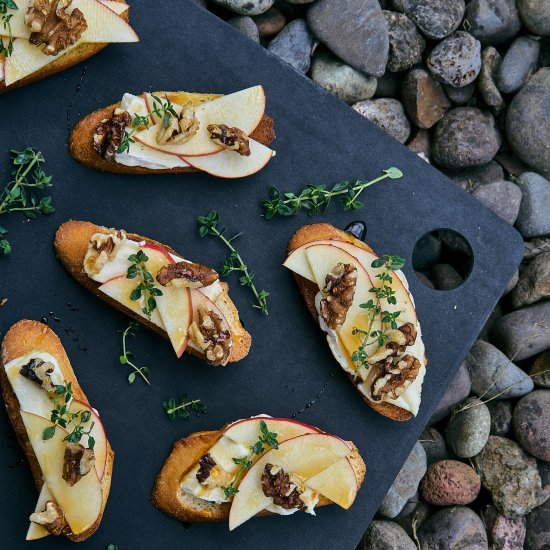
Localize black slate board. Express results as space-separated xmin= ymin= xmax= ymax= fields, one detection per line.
xmin=0 ymin=1 xmax=523 ymax=549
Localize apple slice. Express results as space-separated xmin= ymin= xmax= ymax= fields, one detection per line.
xmin=190 ymin=288 xmax=231 ymax=333
xmin=305 ymin=457 xmax=357 ymax=509
xmin=155 ymin=286 xmax=192 ymax=357
xmin=21 ymin=412 xmax=102 ymax=535
xmin=181 ymin=139 xmax=274 ymax=179
xmin=89 ymin=239 xmax=141 ymax=284
xmin=224 ymin=417 xmax=320 ymax=447
xmin=26 ymin=485 xmax=53 ymax=541
xmin=229 ymin=433 xmax=351 ymax=530
xmin=134 ymin=85 xmax=266 ymax=157
xmin=99 ymin=0 xmax=129 ymax=15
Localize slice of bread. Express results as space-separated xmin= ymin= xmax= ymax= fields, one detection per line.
xmin=151 ymin=427 xmax=366 ymax=523
xmin=54 ymin=220 xmax=251 ymax=364
xmin=0 ymin=1 xmax=128 ymax=94
xmin=287 ymin=223 xmax=428 ymax=422
xmin=0 ymin=320 xmax=114 ymax=542
xmin=69 ymin=93 xmax=276 ymax=174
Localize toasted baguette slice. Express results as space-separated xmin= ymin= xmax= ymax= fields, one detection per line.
xmin=0 ymin=0 xmax=128 ymax=94
xmin=69 ymin=92 xmax=276 ymax=174
xmin=287 ymin=223 xmax=428 ymax=422
xmin=54 ymin=220 xmax=251 ymax=364
xmin=151 ymin=426 xmax=366 ymax=523
xmin=0 ymin=320 xmax=114 ymax=542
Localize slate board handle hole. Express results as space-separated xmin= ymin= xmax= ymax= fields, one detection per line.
xmin=412 ymin=229 xmax=473 ymax=291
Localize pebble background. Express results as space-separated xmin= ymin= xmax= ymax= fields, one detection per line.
xmin=198 ymin=0 xmax=550 ymax=546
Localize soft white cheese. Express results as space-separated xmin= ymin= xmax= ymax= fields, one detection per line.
xmin=119 ymin=93 xmax=148 ymax=119
xmin=4 ymin=351 xmax=66 ymax=418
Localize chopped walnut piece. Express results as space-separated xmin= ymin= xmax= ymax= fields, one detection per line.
xmin=261 ymin=464 xmax=304 ymax=510
xmin=156 ymin=261 xmax=218 ymax=289
xmin=367 ymin=322 xmax=419 ymax=364
xmin=83 ymin=229 xmax=127 ymax=276
xmin=370 ymin=354 xmax=421 ymax=401
xmin=320 ymin=263 xmax=357 ymax=330
xmin=29 ymin=500 xmax=65 ymax=535
xmin=19 ymin=358 xmax=56 ymax=392
xmin=207 ymin=124 xmax=251 ymax=156
xmin=156 ymin=102 xmax=200 ymax=145
xmin=195 ymin=453 xmax=233 ymax=488
xmin=62 ymin=442 xmax=95 ymax=487
xmin=26 ymin=0 xmax=87 ymax=56
xmin=196 ymin=453 xmax=216 ymax=484
xmin=93 ymin=110 xmax=132 ymax=162
xmin=188 ymin=307 xmax=232 ymax=366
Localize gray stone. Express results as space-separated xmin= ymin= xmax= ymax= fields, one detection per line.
xmin=503 ymin=269 xmax=519 ymax=297
xmin=492 ymin=301 xmax=550 ymax=361
xmin=445 ymin=397 xmax=491 ymax=458
xmin=506 ymin=69 xmax=550 ymax=178
xmin=391 ymin=0 xmax=465 ymax=40
xmin=395 ymin=491 xmax=419 ymax=519
xmin=531 ymin=351 xmax=550 ymax=388
xmin=352 ymin=98 xmax=411 ymax=143
xmin=228 ymin=16 xmax=260 ymax=42
xmin=401 ymin=69 xmax=450 ymax=129
xmin=378 ymin=442 xmax=427 ymax=518
xmin=431 ymin=263 xmax=464 ymax=290
xmin=376 ymin=71 xmax=401 ymax=98
xmin=512 ymin=252 xmax=550 ymax=309
xmin=525 ymin=499 xmax=550 ymax=550
xmin=478 ymin=46 xmax=505 ymax=114
xmin=430 ymin=362 xmax=472 ymax=424
xmin=418 ymin=507 xmax=488 ymax=550
xmin=525 ymin=237 xmax=550 ymax=262
xmin=211 ymin=0 xmax=274 ymax=15
xmin=484 ymin=505 xmax=527 ymax=550
xmin=361 ymin=520 xmax=417 ymax=550
xmin=518 ymin=0 xmax=550 ymax=36
xmin=467 ymin=339 xmax=534 ymax=399
xmin=420 ymin=427 xmax=451 ymax=463
xmin=394 ymin=501 xmax=432 ymax=538
xmin=472 ymin=181 xmax=522 ymax=225
xmin=447 ymin=161 xmax=504 ymax=193
xmin=538 ymin=458 xmax=550 ymax=486
xmin=474 ymin=436 xmax=549 ymax=516
xmin=307 ymin=0 xmax=389 ymax=77
xmin=515 ymin=172 xmax=550 ymax=238
xmin=407 ymin=129 xmax=432 ymax=162
xmin=412 ymin=232 xmax=441 ymax=271
xmin=310 ymin=49 xmax=377 ymax=104
xmin=465 ymin=0 xmax=522 ymax=46
xmin=383 ymin=11 xmax=425 ymax=72
xmin=433 ymin=107 xmax=501 ymax=169
xmin=487 ymin=400 xmax=513 ymax=436
xmin=443 ymin=82 xmax=476 ymax=104
xmin=497 ymin=36 xmax=541 ymax=94
xmin=478 ymin=304 xmax=504 ymax=342
xmin=427 ymin=31 xmax=482 ymax=88
xmin=253 ymin=7 xmax=286 ymax=38
xmin=513 ymin=390 xmax=550 ymax=461
xmin=267 ymin=19 xmax=316 ymax=73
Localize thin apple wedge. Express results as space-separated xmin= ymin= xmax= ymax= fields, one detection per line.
xmin=155 ymin=286 xmax=193 ymax=358
xmin=26 ymin=484 xmax=53 ymax=541
xmin=99 ymin=0 xmax=130 ymax=15
xmin=20 ymin=411 xmax=103 ymax=536
xmin=305 ymin=458 xmax=357 ymax=509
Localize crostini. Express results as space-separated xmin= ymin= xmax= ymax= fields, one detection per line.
xmin=284 ymin=223 xmax=427 ymax=422
xmin=0 ymin=0 xmax=138 ymax=93
xmin=54 ymin=220 xmax=251 ymax=365
xmin=0 ymin=320 xmax=113 ymax=541
xmin=69 ymin=85 xmax=276 ymax=178
xmin=151 ymin=416 xmax=365 ymax=529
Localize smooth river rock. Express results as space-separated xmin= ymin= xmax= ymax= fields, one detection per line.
xmin=267 ymin=19 xmax=316 ymax=73
xmin=352 ymin=98 xmax=411 ymax=143
xmin=212 ymin=0 xmax=274 ymax=15
xmin=383 ymin=10 xmax=425 ymax=72
xmin=497 ymin=36 xmax=541 ymax=94
xmin=513 ymin=390 xmax=550 ymax=461
xmin=515 ymin=172 xmax=550 ymax=238
xmin=518 ymin=0 xmax=550 ymax=36
xmin=465 ymin=0 xmax=522 ymax=45
xmin=360 ymin=520 xmax=417 ymax=550
xmin=472 ymin=180 xmax=522 ymax=225
xmin=430 ymin=362 xmax=472 ymax=424
xmin=511 ymin=252 xmax=550 ymax=309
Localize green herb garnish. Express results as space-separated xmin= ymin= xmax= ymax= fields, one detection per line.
xmin=162 ymin=394 xmax=207 ymax=421
xmin=126 ymin=249 xmax=163 ymax=320
xmin=118 ymin=321 xmax=151 ymax=385
xmin=42 ymin=383 xmax=96 ymax=449
xmin=198 ymin=210 xmax=269 ymax=315
xmin=262 ymin=167 xmax=403 ymax=219
xmin=0 ymin=0 xmax=18 ymax=57
xmin=222 ymin=420 xmax=278 ymax=498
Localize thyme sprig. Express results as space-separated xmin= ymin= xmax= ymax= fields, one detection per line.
xmin=222 ymin=420 xmax=279 ymax=498
xmin=0 ymin=0 xmax=18 ymax=57
xmin=42 ymin=383 xmax=96 ymax=449
xmin=351 ymin=255 xmax=405 ymax=379
xmin=117 ymin=94 xmax=178 ymax=154
xmin=118 ymin=322 xmax=151 ymax=385
xmin=198 ymin=211 xmax=269 ymax=314
xmin=262 ymin=167 xmax=403 ymax=219
xmin=162 ymin=394 xmax=207 ymax=421
xmin=0 ymin=148 xmax=54 ymax=254
xmin=127 ymin=249 xmax=163 ymax=320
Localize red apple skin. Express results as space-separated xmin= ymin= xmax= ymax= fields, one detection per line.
xmin=175 ymin=287 xmax=192 ymax=358
xmin=141 ymin=242 xmax=175 ymax=264
xmin=225 ymin=416 xmax=323 ymax=434
xmin=179 ymin=150 xmax=273 ymax=179
xmin=190 ymin=289 xmax=231 ymax=332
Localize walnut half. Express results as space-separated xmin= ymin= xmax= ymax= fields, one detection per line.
xmin=207 ymin=124 xmax=251 ymax=156
xmin=62 ymin=442 xmax=95 ymax=487
xmin=320 ymin=263 xmax=357 ymax=330
xmin=188 ymin=307 xmax=232 ymax=366
xmin=93 ymin=111 xmax=132 ymax=162
xmin=19 ymin=357 xmax=56 ymax=392
xmin=261 ymin=464 xmax=304 ymax=510
xmin=370 ymin=354 xmax=421 ymax=401
xmin=29 ymin=500 xmax=66 ymax=535
xmin=26 ymin=0 xmax=87 ymax=56
xmin=156 ymin=261 xmax=218 ymax=289
xmin=84 ymin=229 xmax=127 ymax=276
xmin=156 ymin=102 xmax=200 ymax=145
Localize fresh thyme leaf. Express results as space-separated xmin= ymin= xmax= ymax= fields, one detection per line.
xmin=197 ymin=211 xmax=269 ymax=315
xmin=162 ymin=394 xmax=207 ymax=421
xmin=118 ymin=322 xmax=151 ymax=385
xmin=0 ymin=0 xmax=18 ymax=57
xmin=126 ymin=250 xmax=163 ymax=319
xmin=261 ymin=168 xmax=403 ymax=219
